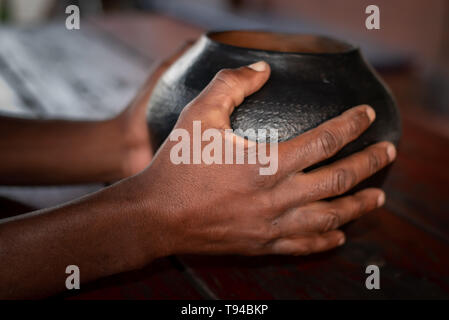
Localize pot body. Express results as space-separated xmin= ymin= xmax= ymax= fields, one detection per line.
xmin=147 ymin=32 xmax=401 ymax=187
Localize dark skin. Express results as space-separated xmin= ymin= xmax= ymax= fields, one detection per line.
xmin=0 ymin=49 xmax=396 ymax=299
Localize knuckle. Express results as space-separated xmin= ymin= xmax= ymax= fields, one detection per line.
xmin=265 ymin=223 xmax=282 ymax=242
xmin=218 ymin=94 xmax=235 ymax=111
xmin=216 ymin=69 xmax=240 ymax=90
xmin=256 ymin=229 xmax=271 ymax=244
xmin=320 ymin=210 xmax=340 ymax=231
xmin=318 ymin=129 xmax=341 ymax=157
xmin=299 ymin=137 xmax=316 ymax=158
xmin=257 ymin=192 xmax=277 ymax=215
xmin=367 ymin=150 xmax=384 ymax=173
xmin=330 ymin=168 xmax=356 ymax=195
xmin=347 ymin=109 xmax=368 ymax=135
xmin=349 ymin=195 xmax=365 ymax=217
xmin=214 ymin=69 xmax=245 ymax=109
xmin=295 ymin=243 xmax=313 ymax=256
xmin=252 ymin=225 xmax=280 ymax=250
xmin=251 ymin=171 xmax=278 ymax=189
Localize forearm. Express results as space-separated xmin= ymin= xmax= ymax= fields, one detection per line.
xmin=0 ymin=116 xmax=132 ymax=184
xmin=0 ymin=177 xmax=158 ymax=299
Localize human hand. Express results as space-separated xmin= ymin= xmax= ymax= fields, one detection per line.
xmin=114 ymin=40 xmax=196 ymax=178
xmin=0 ymin=61 xmax=397 ymax=298
xmin=130 ymin=61 xmax=396 ymax=262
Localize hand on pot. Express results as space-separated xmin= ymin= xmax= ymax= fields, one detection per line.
xmin=131 ymin=60 xmax=397 ymax=259
xmin=113 ymin=40 xmax=196 ymax=177
xmin=0 ymin=61 xmax=397 ymax=298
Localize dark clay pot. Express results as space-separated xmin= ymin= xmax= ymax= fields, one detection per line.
xmin=147 ymin=31 xmax=401 ymax=187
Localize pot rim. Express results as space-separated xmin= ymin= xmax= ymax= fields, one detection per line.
xmin=204 ymin=30 xmax=359 ymax=56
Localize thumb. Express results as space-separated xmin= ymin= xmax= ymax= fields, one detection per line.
xmin=187 ymin=61 xmax=271 ymax=127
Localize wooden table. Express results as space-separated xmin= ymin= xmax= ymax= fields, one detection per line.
xmin=1 ymin=13 xmax=448 ymax=299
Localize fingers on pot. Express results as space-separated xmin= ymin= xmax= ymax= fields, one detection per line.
xmin=269 ymin=230 xmax=345 ymax=256
xmin=273 ymin=188 xmax=385 ymax=236
xmin=187 ymin=62 xmax=271 ymax=122
xmin=301 ymin=141 xmax=395 ymax=199
xmin=277 ymin=105 xmax=376 ymax=177
xmin=274 ymin=141 xmax=395 ymax=207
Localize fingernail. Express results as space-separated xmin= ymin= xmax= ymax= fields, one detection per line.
xmin=248 ymin=61 xmax=267 ymax=72
xmin=365 ymin=106 xmax=376 ymax=123
xmin=338 ymin=236 xmax=345 ymax=246
xmin=377 ymin=191 xmax=385 ymax=207
xmin=386 ymin=144 xmax=397 ymax=162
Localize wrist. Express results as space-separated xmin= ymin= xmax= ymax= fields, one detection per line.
xmin=108 ymin=175 xmax=174 ymax=269
xmin=111 ymin=113 xmax=152 ymax=180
